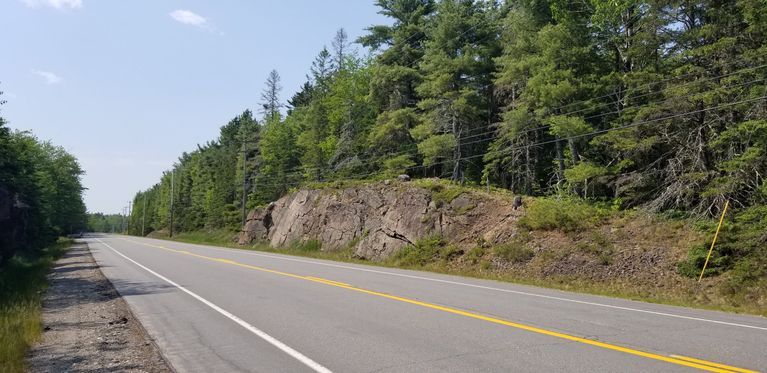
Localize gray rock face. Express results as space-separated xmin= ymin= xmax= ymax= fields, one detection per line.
xmin=238 ymin=181 xmax=523 ymax=261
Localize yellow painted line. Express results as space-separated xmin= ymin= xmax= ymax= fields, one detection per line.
xmin=671 ymin=355 xmax=759 ymax=373
xmin=119 ymin=238 xmax=757 ymax=373
xmin=305 ymin=276 xmax=351 ymax=287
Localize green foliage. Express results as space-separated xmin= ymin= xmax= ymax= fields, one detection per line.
xmin=465 ymin=246 xmax=486 ymax=265
xmin=390 ymin=235 xmax=461 ymax=267
xmin=414 ymin=178 xmax=465 ymax=206
xmin=415 ymin=0 xmax=500 ymax=181
xmin=0 ymin=240 xmax=68 ymax=372
xmin=289 ymin=239 xmax=322 ymax=253
xmin=564 ymin=162 xmax=609 ymax=197
xmin=576 ymin=232 xmax=615 ymax=265
xmin=87 ymin=213 xmax=122 ymax=233
xmin=680 ymin=205 xmax=767 ymax=281
xmin=564 ymin=163 xmax=608 ymax=184
xmin=416 ymin=133 xmax=456 ymax=167
xmin=127 ymin=110 xmax=265 ymax=235
xmin=383 ymin=155 xmax=416 ymax=177
xmin=1 ymin=95 xmax=86 ymax=263
xmin=493 ymin=241 xmax=535 ymax=263
xmin=677 ymin=244 xmax=726 ymax=278
xmin=519 ymin=198 xmax=611 ymax=232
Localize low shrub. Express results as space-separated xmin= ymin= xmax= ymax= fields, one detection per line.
xmin=493 ymin=241 xmax=534 ymax=263
xmin=390 ymin=235 xmax=461 ymax=267
xmin=677 ymin=243 xmax=729 ymax=278
xmin=518 ymin=197 xmax=611 ymax=232
xmin=413 ymin=179 xmax=466 ymax=206
xmin=465 ymin=246 xmax=486 ymax=265
xmin=575 ymin=232 xmax=615 ymax=265
xmin=679 ymin=206 xmax=767 ymax=281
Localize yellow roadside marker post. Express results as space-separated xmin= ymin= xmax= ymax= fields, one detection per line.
xmin=698 ymin=200 xmax=730 ymax=282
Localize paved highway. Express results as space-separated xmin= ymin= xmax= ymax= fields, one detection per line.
xmin=86 ymin=235 xmax=766 ymax=372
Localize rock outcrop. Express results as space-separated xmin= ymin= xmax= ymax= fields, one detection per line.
xmin=238 ymin=180 xmax=523 ymax=260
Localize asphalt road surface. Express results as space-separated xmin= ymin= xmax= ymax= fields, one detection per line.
xmin=86 ymin=235 xmax=767 ymax=373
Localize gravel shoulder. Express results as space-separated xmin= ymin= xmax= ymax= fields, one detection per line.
xmin=26 ymin=242 xmax=171 ymax=372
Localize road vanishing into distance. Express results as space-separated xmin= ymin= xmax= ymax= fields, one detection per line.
xmin=86 ymin=235 xmax=766 ymax=373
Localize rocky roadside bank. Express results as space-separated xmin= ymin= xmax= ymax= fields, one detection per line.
xmin=26 ymin=242 xmax=170 ymax=372
xmin=239 ymin=179 xmax=524 ymax=260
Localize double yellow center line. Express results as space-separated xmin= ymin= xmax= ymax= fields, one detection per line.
xmin=121 ymin=238 xmax=759 ymax=373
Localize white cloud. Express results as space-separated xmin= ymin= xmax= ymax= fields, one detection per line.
xmin=22 ymin=0 xmax=82 ymax=10
xmin=169 ymin=9 xmax=207 ymax=28
xmin=31 ymin=69 xmax=63 ymax=84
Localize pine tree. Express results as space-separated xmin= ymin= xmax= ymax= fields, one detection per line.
xmin=415 ymin=0 xmax=501 ymax=182
xmin=260 ymin=70 xmax=283 ymax=122
xmin=360 ymin=0 xmax=435 ymax=166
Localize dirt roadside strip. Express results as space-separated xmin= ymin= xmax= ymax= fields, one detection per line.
xmin=26 ymin=242 xmax=171 ymax=372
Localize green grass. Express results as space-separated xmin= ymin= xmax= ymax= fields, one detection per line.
xmin=493 ymin=241 xmax=534 ymax=263
xmin=575 ymin=232 xmax=615 ymax=265
xmin=0 ymin=239 xmax=70 ymax=373
xmin=151 ymin=228 xmax=240 ymax=245
xmin=518 ymin=197 xmax=614 ymax=232
xmin=389 ymin=236 xmax=463 ymax=267
xmin=411 ymin=178 xmax=466 ymax=207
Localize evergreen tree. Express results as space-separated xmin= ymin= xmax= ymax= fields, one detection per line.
xmin=360 ymin=0 xmax=435 ymax=166
xmin=260 ymin=70 xmax=283 ymax=122
xmin=127 ymin=0 xmax=767 ymax=240
xmin=415 ymin=0 xmax=501 ymax=182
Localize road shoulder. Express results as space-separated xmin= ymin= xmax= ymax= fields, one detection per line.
xmin=26 ymin=242 xmax=171 ymax=372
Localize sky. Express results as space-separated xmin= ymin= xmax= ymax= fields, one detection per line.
xmin=1 ymin=0 xmax=389 ymax=214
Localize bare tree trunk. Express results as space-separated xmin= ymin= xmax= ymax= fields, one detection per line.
xmin=525 ymin=134 xmax=533 ymax=195
xmin=451 ymin=115 xmax=462 ymax=182
xmin=569 ymin=139 xmax=580 ymax=165
xmin=555 ymin=138 xmax=565 ymax=186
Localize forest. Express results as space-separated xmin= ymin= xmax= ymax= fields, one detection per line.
xmin=127 ymin=0 xmax=766 ymax=243
xmin=0 ymin=86 xmax=87 ymax=265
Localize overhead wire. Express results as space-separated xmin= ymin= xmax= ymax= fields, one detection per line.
xmin=248 ymin=71 xmax=766 ymax=185
xmin=251 ymin=94 xmax=767 ymax=189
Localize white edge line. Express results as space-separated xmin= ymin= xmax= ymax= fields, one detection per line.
xmin=95 ymin=238 xmax=332 ymax=373
xmin=122 ymin=236 xmax=767 ymax=332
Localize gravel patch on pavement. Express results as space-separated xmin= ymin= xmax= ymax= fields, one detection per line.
xmin=26 ymin=242 xmax=171 ymax=372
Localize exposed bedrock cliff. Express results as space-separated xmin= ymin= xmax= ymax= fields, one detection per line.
xmin=238 ymin=180 xmax=523 ymax=260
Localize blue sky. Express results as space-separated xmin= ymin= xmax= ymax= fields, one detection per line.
xmin=1 ymin=0 xmax=389 ymax=214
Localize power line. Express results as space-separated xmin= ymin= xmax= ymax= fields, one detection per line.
xmin=252 ymin=94 xmax=767 ymax=189
xmin=242 ymin=6 xmax=767 ymax=189
xmin=244 ymin=73 xmax=767 ymax=185
xmin=555 ymin=63 xmax=767 ymax=119
xmin=552 ymin=62 xmax=767 ymax=115
xmin=468 ymin=71 xmax=767 ymax=149
xmin=444 ymin=95 xmax=767 ymax=168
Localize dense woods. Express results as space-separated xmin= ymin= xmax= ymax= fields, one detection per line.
xmin=128 ymin=0 xmax=766 ymax=246
xmin=86 ymin=213 xmax=124 ymax=233
xmin=0 ymin=86 xmax=87 ymax=265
